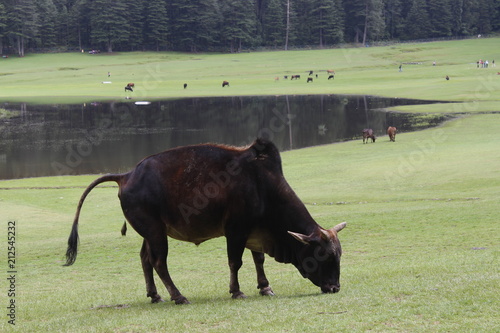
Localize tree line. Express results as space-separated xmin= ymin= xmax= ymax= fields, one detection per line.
xmin=1 ymin=0 xmax=499 ymax=56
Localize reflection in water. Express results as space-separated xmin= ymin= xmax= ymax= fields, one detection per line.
xmin=0 ymin=95 xmax=448 ymax=179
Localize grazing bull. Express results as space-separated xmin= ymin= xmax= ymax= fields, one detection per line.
xmin=387 ymin=126 xmax=397 ymax=142
xmin=64 ymin=139 xmax=347 ymax=305
xmin=307 ymin=77 xmax=313 ymax=83
xmin=362 ymin=129 xmax=376 ymax=143
xmin=222 ymin=80 xmax=230 ymax=87
xmin=291 ymin=75 xmax=301 ymax=80
xmin=328 ymin=75 xmax=335 ymax=80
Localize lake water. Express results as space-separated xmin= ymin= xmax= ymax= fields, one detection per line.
xmin=0 ymin=95 xmax=448 ymax=179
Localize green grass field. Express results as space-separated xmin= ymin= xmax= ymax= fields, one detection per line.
xmin=1 ymin=38 xmax=499 ymax=109
xmin=0 ymin=38 xmax=499 ymax=332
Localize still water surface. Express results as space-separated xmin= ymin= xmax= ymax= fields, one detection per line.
xmin=0 ymin=95 xmax=448 ymax=179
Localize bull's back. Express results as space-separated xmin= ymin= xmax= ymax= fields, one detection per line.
xmin=118 ymin=144 xmax=264 ymax=243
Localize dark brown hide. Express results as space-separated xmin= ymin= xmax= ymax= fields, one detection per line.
xmin=65 ymin=139 xmax=346 ymax=304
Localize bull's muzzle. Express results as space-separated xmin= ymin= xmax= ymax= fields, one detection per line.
xmin=321 ymin=284 xmax=340 ymax=293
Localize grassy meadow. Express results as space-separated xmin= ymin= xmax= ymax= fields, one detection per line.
xmin=0 ymin=38 xmax=499 ymax=332
xmin=0 ymin=37 xmax=499 ymax=109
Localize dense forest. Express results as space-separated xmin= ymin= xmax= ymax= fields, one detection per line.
xmin=1 ymin=0 xmax=499 ymax=56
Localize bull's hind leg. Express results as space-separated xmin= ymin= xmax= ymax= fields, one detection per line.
xmin=126 ymin=208 xmax=189 ymax=305
xmin=251 ymin=251 xmax=275 ymax=296
xmin=140 ymin=240 xmax=164 ymax=303
xmin=143 ymin=234 xmax=190 ymax=305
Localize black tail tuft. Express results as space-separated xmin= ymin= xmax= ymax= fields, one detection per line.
xmin=64 ymin=223 xmax=79 ymax=266
xmin=62 ymin=173 xmax=124 ymax=267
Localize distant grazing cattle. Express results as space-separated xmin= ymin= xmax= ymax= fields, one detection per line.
xmin=309 ymin=71 xmax=314 ymax=76
xmin=291 ymin=75 xmax=301 ymax=80
xmin=445 ymin=75 xmax=450 ymax=80
xmin=327 ymin=70 xmax=335 ymax=75
xmin=222 ymin=80 xmax=230 ymax=87
xmin=64 ymin=139 xmax=347 ymax=304
xmin=125 ymin=85 xmax=133 ymax=92
xmin=183 ymin=83 xmax=187 ymax=89
xmin=127 ymin=83 xmax=135 ymax=88
xmin=387 ymin=126 xmax=397 ymax=142
xmin=307 ymin=77 xmax=313 ymax=83
xmin=362 ymin=129 xmax=376 ymax=143
xmin=328 ymin=75 xmax=335 ymax=80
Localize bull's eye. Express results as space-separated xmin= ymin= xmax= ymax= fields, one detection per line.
xmin=314 ymin=246 xmax=330 ymax=262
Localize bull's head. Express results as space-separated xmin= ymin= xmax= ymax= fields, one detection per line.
xmin=288 ymin=222 xmax=346 ymax=293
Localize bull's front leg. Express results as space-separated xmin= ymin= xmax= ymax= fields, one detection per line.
xmin=251 ymin=251 xmax=275 ymax=296
xmin=226 ymin=236 xmax=247 ymax=299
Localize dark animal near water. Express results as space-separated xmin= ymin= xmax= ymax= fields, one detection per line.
xmin=362 ymin=129 xmax=376 ymax=143
xmin=307 ymin=77 xmax=313 ymax=83
xmin=64 ymin=139 xmax=347 ymax=305
xmin=222 ymin=80 xmax=230 ymax=87
xmin=387 ymin=126 xmax=397 ymax=142
xmin=125 ymin=85 xmax=133 ymax=92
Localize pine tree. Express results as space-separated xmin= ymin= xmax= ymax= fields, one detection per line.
xmin=0 ymin=2 xmax=7 ymax=54
xmin=169 ymin=0 xmax=222 ymax=52
xmin=220 ymin=0 xmax=258 ymax=52
xmin=343 ymin=0 xmax=367 ymax=43
xmin=311 ymin=0 xmax=344 ymax=47
xmin=90 ymin=0 xmax=129 ymax=52
xmin=427 ymin=0 xmax=453 ymax=37
xmin=363 ymin=0 xmax=386 ymax=44
xmin=404 ymin=0 xmax=431 ymax=39
xmin=68 ymin=0 xmax=91 ymax=50
xmin=36 ymin=0 xmax=58 ymax=48
xmin=144 ymin=0 xmax=168 ymax=51
xmin=8 ymin=0 xmax=39 ymax=56
xmin=385 ymin=0 xmax=404 ymax=39
xmin=125 ymin=1 xmax=145 ymax=51
xmin=262 ymin=0 xmax=286 ymax=48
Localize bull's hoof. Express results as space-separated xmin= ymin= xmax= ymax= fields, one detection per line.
xmin=259 ymin=287 xmax=275 ymax=296
xmin=173 ymin=296 xmax=190 ymax=305
xmin=150 ymin=294 xmax=165 ymax=303
xmin=231 ymin=291 xmax=247 ymax=299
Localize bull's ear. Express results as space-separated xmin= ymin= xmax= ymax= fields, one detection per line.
xmin=287 ymin=231 xmax=313 ymax=245
xmin=332 ymin=222 xmax=347 ymax=233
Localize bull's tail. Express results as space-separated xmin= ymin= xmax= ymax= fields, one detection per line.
xmin=64 ymin=173 xmax=125 ymax=266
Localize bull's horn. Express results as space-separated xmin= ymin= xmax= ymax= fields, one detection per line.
xmin=319 ymin=228 xmax=332 ymax=241
xmin=332 ymin=222 xmax=347 ymax=233
xmin=287 ymin=231 xmax=313 ymax=245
